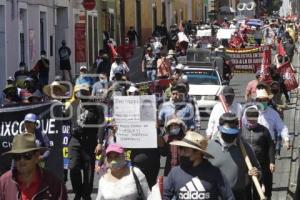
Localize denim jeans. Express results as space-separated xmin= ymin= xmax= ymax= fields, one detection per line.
xmin=146 ymin=69 xmax=156 ymax=81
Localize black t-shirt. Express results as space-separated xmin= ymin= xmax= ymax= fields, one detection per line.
xmin=163 ymin=159 xmax=234 ymax=200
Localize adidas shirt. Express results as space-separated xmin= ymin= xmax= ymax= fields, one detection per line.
xmin=163 ymin=159 xmax=234 ymax=200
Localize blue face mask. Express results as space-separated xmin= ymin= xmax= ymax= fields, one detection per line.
xmin=169 ymin=127 xmax=181 ymax=136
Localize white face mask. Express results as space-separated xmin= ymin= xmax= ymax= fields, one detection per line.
xmin=169 ymin=127 xmax=181 ymax=136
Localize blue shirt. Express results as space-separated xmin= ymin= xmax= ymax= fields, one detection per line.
xmin=159 ymin=101 xmax=195 ymax=129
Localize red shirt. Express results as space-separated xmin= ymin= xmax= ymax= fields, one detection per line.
xmin=17 ymin=170 xmax=41 ymax=200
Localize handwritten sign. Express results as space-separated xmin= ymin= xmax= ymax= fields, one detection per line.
xmin=114 ymin=95 xmax=157 ymax=148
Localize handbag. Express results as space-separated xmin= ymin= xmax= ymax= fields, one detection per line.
xmin=132 ymin=167 xmax=145 ymax=200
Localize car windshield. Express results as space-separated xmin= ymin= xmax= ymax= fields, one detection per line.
xmin=184 ymin=70 xmax=220 ymax=85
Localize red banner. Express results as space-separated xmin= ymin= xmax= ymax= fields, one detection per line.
xmin=75 ymin=23 xmax=86 ymax=62
xmin=225 ymin=45 xmax=271 ymax=73
xmin=277 ymin=62 xmax=298 ymax=91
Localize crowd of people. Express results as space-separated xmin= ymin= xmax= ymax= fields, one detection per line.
xmin=0 ymin=15 xmax=300 ymax=200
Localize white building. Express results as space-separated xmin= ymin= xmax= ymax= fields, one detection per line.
xmin=0 ymin=0 xmax=101 ymax=93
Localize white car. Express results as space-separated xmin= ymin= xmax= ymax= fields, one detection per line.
xmin=183 ymin=67 xmax=226 ymax=116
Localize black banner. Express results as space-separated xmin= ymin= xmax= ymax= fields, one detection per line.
xmin=0 ymin=102 xmax=64 ymax=179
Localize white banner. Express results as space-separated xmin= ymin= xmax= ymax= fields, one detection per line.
xmin=114 ymin=95 xmax=157 ymax=148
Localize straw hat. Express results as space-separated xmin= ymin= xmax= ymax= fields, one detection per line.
xmin=43 ymin=81 xmax=67 ymax=97
xmin=255 ymin=88 xmax=273 ymax=99
xmin=2 ymin=133 xmax=48 ymax=155
xmin=170 ymin=131 xmax=214 ymax=158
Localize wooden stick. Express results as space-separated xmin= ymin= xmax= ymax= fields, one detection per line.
xmin=219 ymin=93 xmax=266 ymax=199
xmin=239 ymin=139 xmax=267 ymax=200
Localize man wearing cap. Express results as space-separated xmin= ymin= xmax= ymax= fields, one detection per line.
xmin=241 ymin=106 xmax=275 ymax=199
xmin=0 ymin=133 xmax=67 ymax=199
xmin=206 ymin=86 xmax=242 ymax=139
xmin=163 ymin=131 xmax=234 ymax=200
xmin=142 ymin=47 xmax=156 ymax=81
xmin=23 ymin=113 xmax=50 ymax=164
xmin=75 ymin=66 xmax=94 ymax=87
xmin=159 ymin=84 xmax=196 ymax=130
xmin=68 ymin=84 xmax=105 ymax=200
xmin=207 ymin=113 xmax=261 ymax=199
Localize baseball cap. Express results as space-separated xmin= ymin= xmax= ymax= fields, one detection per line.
xmin=7 ymin=76 xmax=15 ymax=82
xmin=222 ymin=86 xmax=235 ymax=96
xmin=24 ymin=113 xmax=38 ymax=123
xmin=106 ymin=143 xmax=124 ymax=154
xmin=80 ymin=65 xmax=87 ymax=71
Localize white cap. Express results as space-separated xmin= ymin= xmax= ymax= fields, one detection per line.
xmin=80 ymin=65 xmax=87 ymax=71
xmin=175 ymin=63 xmax=185 ymax=70
xmin=127 ymin=85 xmax=139 ymax=93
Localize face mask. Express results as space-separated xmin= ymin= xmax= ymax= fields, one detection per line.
xmin=169 ymin=127 xmax=181 ymax=136
xmin=180 ymin=156 xmax=194 ymax=169
xmin=259 ymin=102 xmax=268 ymax=111
xmin=41 ymin=55 xmax=45 ymax=59
xmin=20 ymin=67 xmax=25 ymax=71
xmin=221 ymin=133 xmax=237 ymax=144
xmin=247 ymin=121 xmax=258 ymax=129
xmin=100 ymin=79 xmax=107 ymax=85
xmin=108 ymin=159 xmax=126 ymax=170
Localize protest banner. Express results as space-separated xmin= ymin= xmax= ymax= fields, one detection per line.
xmin=114 ymin=95 xmax=157 ymax=148
xmin=0 ymin=102 xmax=64 ymax=179
xmin=225 ymin=45 xmax=271 ymax=73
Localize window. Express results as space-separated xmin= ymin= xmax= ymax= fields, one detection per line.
xmin=40 ymin=18 xmax=45 ymax=51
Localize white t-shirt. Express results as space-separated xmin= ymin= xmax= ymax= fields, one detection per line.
xmin=96 ymin=167 xmax=150 ymax=200
xmin=206 ymin=102 xmax=243 ymax=138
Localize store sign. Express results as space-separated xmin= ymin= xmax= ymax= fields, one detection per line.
xmin=82 ymin=0 xmax=96 ymax=11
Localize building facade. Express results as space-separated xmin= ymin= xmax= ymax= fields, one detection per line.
xmin=0 ymin=0 xmax=204 ymax=93
xmin=0 ymin=0 xmax=104 ymax=93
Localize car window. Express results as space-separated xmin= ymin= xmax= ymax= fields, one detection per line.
xmin=184 ymin=70 xmax=220 ymax=85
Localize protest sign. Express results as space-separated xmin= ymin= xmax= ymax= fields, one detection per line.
xmin=114 ymin=95 xmax=157 ymax=148
xmin=225 ymin=45 xmax=271 ymax=72
xmin=0 ymin=102 xmax=64 ymax=179
xmin=217 ymin=29 xmax=236 ymax=40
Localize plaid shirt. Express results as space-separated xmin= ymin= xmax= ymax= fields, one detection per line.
xmin=163 ymin=135 xmax=183 ymax=176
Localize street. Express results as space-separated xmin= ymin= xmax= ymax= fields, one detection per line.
xmin=66 ymin=47 xmax=300 ymax=200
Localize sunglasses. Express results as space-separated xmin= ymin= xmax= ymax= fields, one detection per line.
xmin=12 ymin=151 xmax=35 ymax=161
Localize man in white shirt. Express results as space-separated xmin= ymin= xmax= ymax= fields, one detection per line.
xmin=255 ymin=87 xmax=290 ymax=149
xmin=206 ymin=86 xmax=243 ymax=139
xmin=109 ymin=55 xmax=129 ymax=81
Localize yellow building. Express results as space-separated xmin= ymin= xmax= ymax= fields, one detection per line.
xmin=113 ymin=0 xmax=204 ymax=45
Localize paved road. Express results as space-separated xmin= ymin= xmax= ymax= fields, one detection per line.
xmin=66 ymin=48 xmax=300 ymax=199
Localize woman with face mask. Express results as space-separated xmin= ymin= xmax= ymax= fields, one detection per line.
xmin=96 ymin=143 xmax=150 ymax=200
xmin=160 ymin=117 xmax=187 ymax=176
xmin=241 ymin=106 xmax=275 ymax=200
